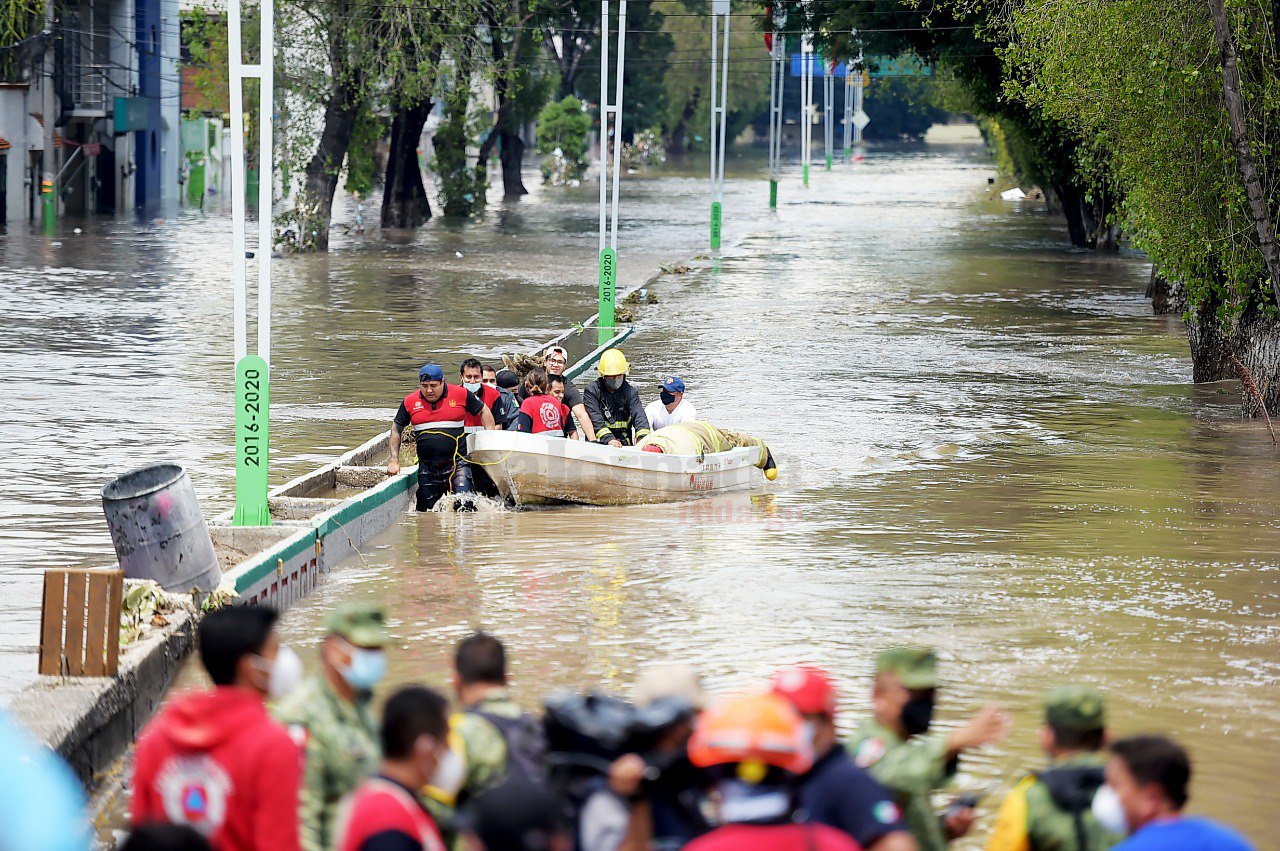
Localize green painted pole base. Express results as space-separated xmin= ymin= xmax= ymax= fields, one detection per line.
xmin=41 ymin=181 xmax=55 ymax=235
xmin=233 ymin=355 xmax=271 ymax=526
xmin=710 ymin=201 xmax=723 ymax=250
xmin=598 ymin=247 xmax=617 ymax=347
xmin=826 ymin=154 xmax=833 ymax=171
xmin=187 ymin=165 xmax=205 ymax=208
xmin=769 ymin=180 xmax=778 ymax=208
xmin=803 ymin=164 xmax=810 ymax=187
xmin=844 ymin=147 xmax=852 ymax=161
xmin=246 ymin=168 xmax=260 ymax=208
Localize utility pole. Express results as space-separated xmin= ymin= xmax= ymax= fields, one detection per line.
xmin=229 ymin=0 xmax=275 ymax=526
xmin=708 ymin=0 xmax=729 ymax=250
xmin=823 ymin=59 xmax=833 ymax=171
xmin=41 ymin=0 xmax=55 ymax=235
xmin=842 ymin=59 xmax=853 ymax=160
xmin=767 ymin=5 xmax=785 ymax=208
xmin=801 ymin=32 xmax=813 ymax=187
xmin=853 ymin=51 xmax=867 ymax=146
xmin=598 ymin=0 xmax=627 ymax=346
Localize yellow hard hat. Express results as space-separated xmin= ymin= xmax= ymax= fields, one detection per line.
xmin=598 ymin=348 xmax=630 ymax=376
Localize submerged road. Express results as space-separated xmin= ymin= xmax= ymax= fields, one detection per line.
xmin=3 ymin=139 xmax=1277 ymax=846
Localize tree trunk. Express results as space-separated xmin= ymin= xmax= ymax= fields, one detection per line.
xmin=499 ymin=129 xmax=528 ymax=197
xmin=1231 ymin=308 xmax=1280 ymax=417
xmin=302 ymin=76 xmax=360 ymax=251
xmin=1184 ymin=300 xmax=1240 ymax=383
xmin=1146 ymin=267 xmax=1185 ymax=315
xmin=381 ymin=100 xmax=432 ymax=228
xmin=1208 ymin=0 xmax=1280 ymax=304
xmin=1050 ymin=180 xmax=1095 ymax=249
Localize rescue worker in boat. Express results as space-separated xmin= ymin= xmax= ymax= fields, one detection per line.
xmin=515 ymin=368 xmax=571 ymax=436
xmin=771 ymin=665 xmax=917 ymax=851
xmin=335 ymin=686 xmax=452 ymax=851
xmin=460 ymin=358 xmax=510 ymax=433
xmin=848 ymin=648 xmax=1012 ymax=851
xmin=544 ymin=345 xmax=597 ymax=441
xmin=549 ymin=375 xmax=579 ymax=439
xmin=683 ymin=692 xmax=860 ymax=851
xmin=492 ymin=369 xmax=523 ymax=429
xmin=985 ymin=686 xmax=1122 ymax=851
xmin=388 ymin=363 xmax=495 ymax=511
xmin=583 ymin=348 xmax=651 ymax=447
xmin=644 ymin=376 xmax=698 ymax=431
xmin=275 ymin=603 xmax=388 ymax=851
xmin=637 ymin=421 xmax=779 ymax=480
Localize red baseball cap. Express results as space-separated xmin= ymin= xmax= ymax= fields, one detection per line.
xmin=771 ymin=664 xmax=838 ymax=718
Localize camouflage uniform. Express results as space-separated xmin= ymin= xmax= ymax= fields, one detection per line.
xmin=986 ymin=687 xmax=1123 ymax=851
xmin=274 ymin=604 xmax=388 ymax=851
xmin=847 ymin=647 xmax=953 ymax=851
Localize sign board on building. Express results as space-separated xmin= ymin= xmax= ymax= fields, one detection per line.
xmin=113 ymin=97 xmax=149 ymax=132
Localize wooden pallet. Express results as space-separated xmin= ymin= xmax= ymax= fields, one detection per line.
xmin=38 ymin=569 xmax=124 ymax=677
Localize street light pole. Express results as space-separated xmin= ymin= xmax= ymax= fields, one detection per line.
xmin=598 ymin=0 xmax=627 ymax=346
xmin=708 ymin=0 xmax=729 ymax=249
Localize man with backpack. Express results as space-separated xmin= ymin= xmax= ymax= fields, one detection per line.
xmin=438 ymin=632 xmax=562 ymax=851
xmin=985 ymin=686 xmax=1122 ymax=851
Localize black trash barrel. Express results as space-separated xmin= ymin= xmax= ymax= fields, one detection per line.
xmin=101 ymin=464 xmax=221 ymax=593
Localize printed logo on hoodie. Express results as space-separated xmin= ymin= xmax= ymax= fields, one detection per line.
xmin=156 ymin=755 xmax=232 ymax=835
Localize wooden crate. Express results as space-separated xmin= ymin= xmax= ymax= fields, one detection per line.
xmin=38 ymin=569 xmax=124 ymax=677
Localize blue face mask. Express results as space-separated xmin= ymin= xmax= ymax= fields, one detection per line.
xmin=463 ymin=381 xmax=482 ymax=393
xmin=339 ymin=645 xmax=387 ymax=692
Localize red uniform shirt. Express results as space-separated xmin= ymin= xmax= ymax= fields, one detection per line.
xmin=685 ymin=823 xmax=862 ymax=851
xmin=516 ymin=393 xmax=570 ymax=434
xmin=393 ymin=385 xmax=484 ymax=464
xmin=464 ymin=384 xmax=502 ymax=432
xmin=337 ymin=776 xmax=447 ymax=851
xmin=130 ymin=687 xmax=303 ymax=851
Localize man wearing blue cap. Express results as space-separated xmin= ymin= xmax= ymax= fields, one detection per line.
xmin=644 ymin=375 xmax=698 ymax=431
xmin=389 ymin=363 xmax=496 ymax=510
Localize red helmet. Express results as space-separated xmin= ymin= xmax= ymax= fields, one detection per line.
xmin=771 ymin=664 xmax=838 ymax=718
xmin=688 ymin=692 xmax=813 ymax=775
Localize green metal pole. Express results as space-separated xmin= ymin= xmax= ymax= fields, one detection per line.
xmin=769 ymin=180 xmax=778 ymax=208
xmin=598 ymin=247 xmax=617 ymax=346
xmin=710 ymin=202 xmax=722 ymax=249
xmin=826 ymin=153 xmax=833 ymax=171
xmin=233 ymin=354 xmax=271 ymax=526
xmin=803 ymin=163 xmax=810 ymax=187
xmin=41 ymin=177 xmax=55 ymax=235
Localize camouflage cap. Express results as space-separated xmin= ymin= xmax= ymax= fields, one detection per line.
xmin=326 ymin=602 xmax=390 ymax=648
xmin=876 ymin=647 xmax=938 ymax=689
xmin=1044 ymin=685 xmax=1106 ymax=731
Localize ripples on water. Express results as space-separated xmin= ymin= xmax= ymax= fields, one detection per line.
xmin=3 ymin=146 xmax=1277 ymax=844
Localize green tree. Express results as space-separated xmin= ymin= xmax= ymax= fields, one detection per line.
xmin=536 ymin=95 xmax=592 ymax=182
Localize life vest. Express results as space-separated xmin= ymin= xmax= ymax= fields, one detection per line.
xmin=403 ymin=385 xmax=470 ymax=465
xmin=464 ymin=384 xmax=502 ymax=433
xmin=519 ymin=394 xmax=569 ymax=434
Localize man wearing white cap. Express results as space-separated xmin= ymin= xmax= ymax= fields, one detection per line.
xmin=645 ymin=376 xmax=698 ymax=431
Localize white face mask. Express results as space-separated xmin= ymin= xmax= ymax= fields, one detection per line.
xmin=1091 ymin=783 xmax=1129 ymax=836
xmin=430 ymin=747 xmax=466 ymax=797
xmin=255 ymin=645 xmax=304 ymax=699
xmin=463 ymin=381 xmax=482 ymax=393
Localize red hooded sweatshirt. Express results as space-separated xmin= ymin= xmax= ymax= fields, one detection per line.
xmin=131 ymin=687 xmax=303 ymax=851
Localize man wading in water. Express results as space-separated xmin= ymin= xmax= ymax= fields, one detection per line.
xmin=388 ymin=364 xmax=496 ymax=511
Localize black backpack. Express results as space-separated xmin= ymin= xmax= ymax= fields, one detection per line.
xmin=461 ymin=710 xmax=561 ymax=851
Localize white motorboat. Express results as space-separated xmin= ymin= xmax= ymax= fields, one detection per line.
xmin=467 ymin=430 xmax=764 ymax=506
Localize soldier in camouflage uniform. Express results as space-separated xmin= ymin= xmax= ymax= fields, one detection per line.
xmin=275 ymin=603 xmax=388 ymax=851
xmin=985 ymin=686 xmax=1123 ymax=851
xmin=847 ymin=648 xmax=1012 ymax=851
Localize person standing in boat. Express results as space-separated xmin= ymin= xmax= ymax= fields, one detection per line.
xmin=514 ymin=369 xmax=571 ymax=436
xmin=644 ymin=376 xmax=698 ymax=431
xmin=544 ymin=345 xmax=597 ymax=441
xmin=388 ymin=364 xmax=496 ymax=511
xmin=583 ymin=348 xmax=651 ymax=447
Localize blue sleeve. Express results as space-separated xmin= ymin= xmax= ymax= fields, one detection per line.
xmin=804 ymin=763 xmax=907 ymax=847
xmin=515 ymin=412 xmax=533 ymax=433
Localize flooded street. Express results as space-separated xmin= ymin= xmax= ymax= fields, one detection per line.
xmin=5 ymin=141 xmax=1279 ymax=845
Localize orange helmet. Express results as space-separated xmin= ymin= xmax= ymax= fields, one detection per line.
xmin=688 ymin=692 xmax=813 ymax=775
xmin=771 ymin=665 xmax=838 ymax=718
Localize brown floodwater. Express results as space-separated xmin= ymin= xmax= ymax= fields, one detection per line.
xmin=4 ymin=143 xmax=1278 ymax=846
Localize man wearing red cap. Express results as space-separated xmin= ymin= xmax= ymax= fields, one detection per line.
xmin=773 ymin=665 xmax=917 ymax=851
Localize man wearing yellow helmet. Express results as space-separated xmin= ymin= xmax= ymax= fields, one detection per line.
xmin=583 ymin=349 xmax=651 ymax=447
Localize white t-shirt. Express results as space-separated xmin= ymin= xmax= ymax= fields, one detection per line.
xmin=645 ymin=398 xmax=698 ymax=431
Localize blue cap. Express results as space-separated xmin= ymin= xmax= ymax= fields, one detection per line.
xmin=418 ymin=364 xmax=444 ymax=382
xmin=661 ymin=376 xmax=686 ymax=394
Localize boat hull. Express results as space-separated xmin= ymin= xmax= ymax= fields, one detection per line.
xmin=467 ymin=431 xmax=760 ymax=506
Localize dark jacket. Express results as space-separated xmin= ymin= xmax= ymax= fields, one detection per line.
xmin=582 ymin=378 xmax=651 ymax=445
